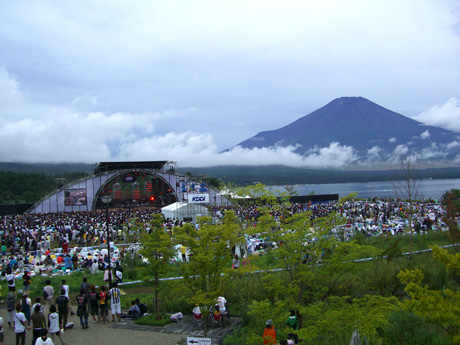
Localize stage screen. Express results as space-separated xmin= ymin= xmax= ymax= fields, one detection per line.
xmin=65 ymin=188 xmax=87 ymax=206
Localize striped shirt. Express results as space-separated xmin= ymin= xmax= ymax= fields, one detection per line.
xmin=110 ymin=288 xmax=121 ymax=304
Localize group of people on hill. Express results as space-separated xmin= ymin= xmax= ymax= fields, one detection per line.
xmin=261 ymin=310 xmax=299 ymax=345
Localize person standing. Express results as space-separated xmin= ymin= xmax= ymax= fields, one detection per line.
xmin=48 ymin=305 xmax=68 ymax=345
xmin=0 ymin=314 xmax=4 ymax=345
xmin=6 ymin=293 xmax=15 ymax=328
xmin=31 ymin=304 xmax=47 ymax=345
xmin=103 ymin=265 xmax=113 ymax=288
xmin=113 ymin=262 xmax=123 ymax=284
xmin=76 ymin=288 xmax=89 ymax=329
xmin=13 ymin=303 xmax=27 ymax=345
xmin=98 ymin=285 xmax=109 ymax=324
xmin=55 ymin=289 xmax=70 ymax=331
xmin=80 ymin=277 xmax=90 ymax=314
xmin=88 ymin=285 xmax=100 ymax=322
xmin=109 ymin=282 xmax=121 ymax=323
xmin=180 ymin=245 xmax=187 ymax=263
xmin=21 ymin=294 xmax=31 ymax=329
xmin=6 ymin=269 xmax=16 ymax=298
xmin=43 ymin=280 xmax=54 ymax=312
xmin=232 ymin=254 xmax=240 ymax=269
xmin=22 ymin=271 xmax=31 ymax=295
xmin=263 ymin=319 xmax=277 ymax=345
xmin=32 ymin=297 xmax=45 ymax=314
xmin=60 ymin=280 xmax=74 ymax=315
xmin=34 ymin=328 xmax=55 ymax=345
xmin=285 ymin=310 xmax=298 ymax=344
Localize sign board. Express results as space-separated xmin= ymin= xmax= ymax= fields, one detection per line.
xmin=188 ymin=193 xmax=209 ymax=203
xmin=187 ymin=337 xmax=212 ymax=345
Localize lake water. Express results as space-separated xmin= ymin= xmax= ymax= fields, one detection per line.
xmin=270 ymin=178 xmax=460 ymax=200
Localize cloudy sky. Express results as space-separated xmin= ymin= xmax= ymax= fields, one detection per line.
xmin=0 ymin=0 xmax=459 ymax=167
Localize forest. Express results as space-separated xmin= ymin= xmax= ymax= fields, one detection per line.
xmin=0 ymin=171 xmax=89 ymax=204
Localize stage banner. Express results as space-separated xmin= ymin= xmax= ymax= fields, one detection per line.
xmin=188 ymin=194 xmax=209 ymax=203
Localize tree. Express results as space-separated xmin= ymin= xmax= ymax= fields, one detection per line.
xmin=233 ymin=183 xmax=278 ymax=205
xmin=284 ymin=185 xmax=299 ymax=197
xmin=138 ymin=214 xmax=176 ymax=319
xmin=392 ymin=155 xmax=421 ymax=257
xmin=243 ymin=192 xmax=384 ymax=342
xmin=174 ymin=212 xmax=247 ymax=335
xmin=441 ymin=189 xmax=460 ymax=248
xmin=397 ymin=245 xmax=460 ymax=343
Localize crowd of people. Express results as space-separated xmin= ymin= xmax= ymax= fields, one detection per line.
xmin=1 ymin=270 xmax=143 ymax=345
xmin=0 ymin=197 xmax=451 ymax=345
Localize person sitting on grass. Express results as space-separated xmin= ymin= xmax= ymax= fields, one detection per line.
xmin=128 ymin=301 xmax=141 ymax=320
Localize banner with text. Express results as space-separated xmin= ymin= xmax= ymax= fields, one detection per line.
xmin=188 ymin=194 xmax=209 ymax=203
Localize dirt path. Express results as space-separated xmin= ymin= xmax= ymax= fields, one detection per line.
xmin=0 ymin=306 xmax=184 ymax=345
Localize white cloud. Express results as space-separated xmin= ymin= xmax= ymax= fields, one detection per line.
xmin=366 ymin=146 xmax=382 ymax=162
xmin=447 ymin=140 xmax=460 ymax=150
xmin=393 ymin=144 xmax=410 ymax=157
xmin=417 ymin=143 xmax=446 ymax=160
xmin=420 ymin=130 xmax=431 ymax=139
xmin=0 ymin=1 xmax=459 ymax=167
xmin=389 ymin=137 xmax=397 ymax=143
xmin=413 ymin=98 xmax=460 ymax=133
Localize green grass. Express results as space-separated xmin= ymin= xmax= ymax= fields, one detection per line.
xmin=134 ymin=314 xmax=171 ymax=326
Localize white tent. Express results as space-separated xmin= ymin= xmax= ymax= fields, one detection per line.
xmin=161 ymin=202 xmax=209 ymax=222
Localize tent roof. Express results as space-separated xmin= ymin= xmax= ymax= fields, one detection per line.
xmin=161 ymin=202 xmax=188 ymax=211
xmin=161 ymin=202 xmax=208 ymax=212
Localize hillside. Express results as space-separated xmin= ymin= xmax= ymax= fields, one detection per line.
xmin=232 ymin=97 xmax=460 ymax=163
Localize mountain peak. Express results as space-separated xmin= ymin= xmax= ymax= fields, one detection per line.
xmin=230 ymin=97 xmax=459 ymax=166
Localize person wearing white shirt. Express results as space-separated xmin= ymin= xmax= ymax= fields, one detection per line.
xmin=13 ymin=303 xmax=27 ymax=345
xmin=60 ymin=280 xmax=74 ymax=315
xmin=6 ymin=270 xmax=16 ymax=298
xmin=34 ymin=329 xmax=55 ymax=345
xmin=0 ymin=315 xmax=4 ymax=345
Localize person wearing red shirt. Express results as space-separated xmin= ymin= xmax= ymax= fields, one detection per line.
xmin=263 ymin=319 xmax=277 ymax=345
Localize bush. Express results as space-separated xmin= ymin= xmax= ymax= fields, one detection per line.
xmin=380 ymin=310 xmax=452 ymax=345
xmin=135 ymin=314 xmax=171 ymax=326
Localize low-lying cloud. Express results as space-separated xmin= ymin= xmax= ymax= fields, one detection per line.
xmin=412 ymin=98 xmax=460 ymax=133
xmin=1 ymin=66 xmax=458 ymax=169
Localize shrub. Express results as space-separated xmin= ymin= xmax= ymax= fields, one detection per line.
xmin=135 ymin=314 xmax=171 ymax=326
xmin=380 ymin=310 xmax=451 ymax=345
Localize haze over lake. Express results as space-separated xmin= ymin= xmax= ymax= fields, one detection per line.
xmin=271 ymin=178 xmax=460 ymax=200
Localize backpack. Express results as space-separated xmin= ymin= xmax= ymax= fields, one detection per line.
xmin=7 ymin=299 xmax=15 ymax=312
xmin=138 ymin=303 xmax=148 ymax=315
xmin=287 ymin=316 xmax=298 ymax=328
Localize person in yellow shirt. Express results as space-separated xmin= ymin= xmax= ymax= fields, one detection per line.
xmin=180 ymin=245 xmax=187 ymax=263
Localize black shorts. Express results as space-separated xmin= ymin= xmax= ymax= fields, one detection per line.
xmin=8 ymin=286 xmax=16 ymax=292
xmin=0 ymin=332 xmax=4 ymax=342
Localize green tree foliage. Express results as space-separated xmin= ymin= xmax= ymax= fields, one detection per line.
xmin=442 ymin=189 xmax=460 ymax=246
xmin=398 ymin=246 xmax=460 ymax=343
xmin=0 ymin=171 xmax=88 ymax=204
xmin=138 ymin=214 xmax=176 ymax=318
xmin=240 ymin=192 xmax=391 ymax=343
xmin=381 ymin=310 xmax=452 ymax=345
xmin=284 ymin=185 xmax=299 ymax=196
xmin=174 ymin=211 xmax=247 ymax=304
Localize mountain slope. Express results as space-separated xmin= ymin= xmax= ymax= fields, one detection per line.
xmin=233 ymin=97 xmax=460 ymax=163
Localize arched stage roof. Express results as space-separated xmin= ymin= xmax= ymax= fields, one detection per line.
xmin=27 ymin=161 xmax=231 ymax=214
